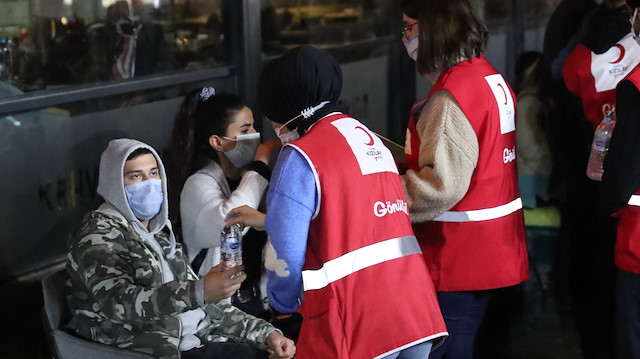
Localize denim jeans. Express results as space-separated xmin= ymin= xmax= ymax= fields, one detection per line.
xmin=428 ymin=291 xmax=492 ymax=359
xmin=181 ymin=341 xmax=268 ymax=359
xmin=379 ymin=340 xmax=434 ymax=359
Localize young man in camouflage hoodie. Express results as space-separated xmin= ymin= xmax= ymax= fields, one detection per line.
xmin=66 ymin=138 xmax=295 ymax=359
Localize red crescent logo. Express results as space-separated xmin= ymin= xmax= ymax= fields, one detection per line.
xmin=497 ymin=83 xmax=508 ymax=105
xmin=355 ymin=126 xmax=375 ymax=146
xmin=610 ymin=44 xmax=625 ymax=64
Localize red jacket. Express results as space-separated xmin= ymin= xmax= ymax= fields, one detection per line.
xmin=563 ymin=34 xmax=640 ymax=129
xmin=614 ymin=65 xmax=640 ymax=274
xmin=406 ymin=55 xmax=529 ymax=292
xmin=292 ymin=114 xmax=447 ymax=359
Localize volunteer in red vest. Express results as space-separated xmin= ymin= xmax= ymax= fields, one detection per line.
xmin=563 ymin=0 xmax=640 ymax=129
xmin=561 ymin=2 xmax=633 ymax=356
xmin=253 ymin=45 xmax=448 ymax=359
xmin=602 ymin=1 xmax=640 ymax=358
xmin=400 ymin=1 xmax=528 ymax=358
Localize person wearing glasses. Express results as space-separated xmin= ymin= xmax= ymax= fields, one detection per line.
xmin=399 ymin=1 xmax=529 ymax=358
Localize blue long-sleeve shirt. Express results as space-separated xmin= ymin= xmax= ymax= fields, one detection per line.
xmin=264 ymin=146 xmax=317 ymax=313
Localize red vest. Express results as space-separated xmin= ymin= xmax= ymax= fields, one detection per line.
xmin=615 ymin=65 xmax=640 ymax=274
xmin=291 ymin=114 xmax=447 ymax=359
xmin=406 ymin=55 xmax=528 ymax=292
xmin=563 ymin=34 xmax=640 ymax=129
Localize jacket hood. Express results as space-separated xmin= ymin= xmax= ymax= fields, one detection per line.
xmin=97 ymin=138 xmax=170 ymax=235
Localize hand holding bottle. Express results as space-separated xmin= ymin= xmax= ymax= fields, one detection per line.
xmin=225 ymin=205 xmax=266 ymax=231
xmin=203 ymin=264 xmax=246 ymax=303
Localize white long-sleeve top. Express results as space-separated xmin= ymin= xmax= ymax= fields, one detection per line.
xmin=180 ymin=160 xmax=269 ymax=277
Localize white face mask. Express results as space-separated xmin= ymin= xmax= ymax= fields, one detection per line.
xmin=274 ymin=101 xmax=330 ymax=145
xmin=275 ymin=119 xmax=300 ymax=145
xmin=631 ymin=8 xmax=640 ymax=46
xmin=403 ymin=35 xmax=418 ymax=61
xmin=223 ymin=132 xmax=261 ymax=167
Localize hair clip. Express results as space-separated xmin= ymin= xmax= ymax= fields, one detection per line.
xmin=199 ymin=87 xmax=216 ymax=102
xmin=300 ymin=101 xmax=330 ymax=119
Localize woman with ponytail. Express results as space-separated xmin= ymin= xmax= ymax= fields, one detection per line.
xmin=168 ymin=88 xmax=280 ymax=314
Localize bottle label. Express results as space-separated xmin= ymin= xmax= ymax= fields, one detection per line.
xmin=593 ymin=139 xmax=606 ymax=152
xmin=221 ymin=237 xmax=242 ymax=272
xmin=220 ymin=224 xmax=243 ymax=273
xmin=221 ymin=240 xmax=240 ymax=252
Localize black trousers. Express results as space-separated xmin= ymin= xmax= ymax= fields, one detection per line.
xmin=181 ymin=341 xmax=268 ymax=359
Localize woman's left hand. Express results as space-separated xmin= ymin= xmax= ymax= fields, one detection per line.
xmin=225 ymin=205 xmax=266 ymax=231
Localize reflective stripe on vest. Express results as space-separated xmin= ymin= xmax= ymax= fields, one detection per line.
xmin=432 ymin=197 xmax=523 ymax=223
xmin=628 ymin=195 xmax=640 ymax=206
xmin=302 ymin=236 xmax=422 ymax=291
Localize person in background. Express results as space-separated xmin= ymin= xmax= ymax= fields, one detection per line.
xmin=515 ymin=51 xmax=554 ymax=210
xmin=603 ymin=1 xmax=640 ymax=358
xmin=540 ymin=0 xmax=596 ymax=212
xmin=399 ymin=1 xmax=529 ymax=358
xmin=559 ymin=2 xmax=634 ymax=356
xmin=168 ymin=88 xmax=280 ymax=319
xmin=66 ymin=138 xmax=295 ymax=359
xmin=513 ymin=50 xmax=559 ymax=335
xmin=84 ymin=0 xmax=177 ymax=82
xmin=563 ymin=0 xmax=639 ymax=129
xmin=228 ymin=45 xmax=448 ymax=359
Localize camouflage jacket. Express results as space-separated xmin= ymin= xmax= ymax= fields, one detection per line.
xmin=66 ymin=203 xmax=276 ymax=359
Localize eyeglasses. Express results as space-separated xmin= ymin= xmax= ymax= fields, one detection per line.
xmin=401 ymin=21 xmax=418 ymax=38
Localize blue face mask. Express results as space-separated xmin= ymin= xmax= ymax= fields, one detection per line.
xmin=125 ymin=178 xmax=163 ymax=220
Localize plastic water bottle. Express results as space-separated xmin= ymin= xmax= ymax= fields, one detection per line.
xmin=221 ymin=224 xmax=250 ymax=303
xmin=586 ymin=111 xmax=617 ymax=181
xmin=220 ymin=224 xmax=243 ymax=275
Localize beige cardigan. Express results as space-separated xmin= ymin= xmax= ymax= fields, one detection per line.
xmin=402 ymin=89 xmax=479 ymax=223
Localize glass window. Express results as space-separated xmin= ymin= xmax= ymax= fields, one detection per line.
xmin=0 ymin=0 xmax=233 ymax=95
xmin=258 ymin=0 xmax=404 ymax=138
xmin=260 ymin=0 xmax=396 ymax=62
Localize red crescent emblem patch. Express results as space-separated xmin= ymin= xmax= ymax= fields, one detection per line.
xmin=497 ymin=83 xmax=508 ymax=105
xmin=610 ymin=44 xmax=626 ymax=64
xmin=355 ymin=126 xmax=375 ymax=146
